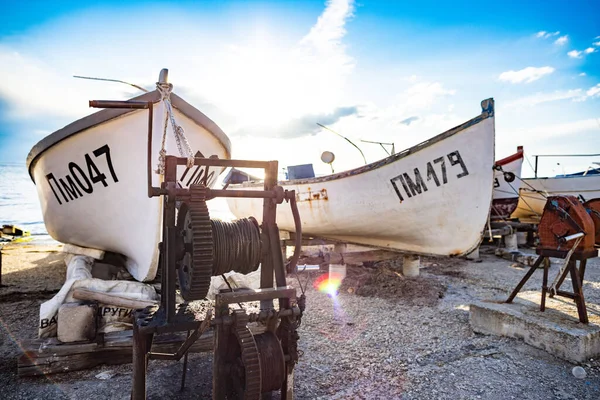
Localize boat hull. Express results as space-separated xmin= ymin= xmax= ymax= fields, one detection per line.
xmin=512 ymin=175 xmax=600 ymax=222
xmin=227 ymin=101 xmax=495 ymax=257
xmin=491 ymin=148 xmax=523 ymax=219
xmin=29 ymin=99 xmax=229 ymax=281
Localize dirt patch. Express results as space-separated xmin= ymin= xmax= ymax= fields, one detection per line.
xmin=339 ymin=260 xmax=446 ymax=306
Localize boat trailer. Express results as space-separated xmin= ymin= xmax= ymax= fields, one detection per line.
xmin=506 ymin=195 xmax=598 ymax=323
xmin=90 ymin=99 xmax=304 ymax=399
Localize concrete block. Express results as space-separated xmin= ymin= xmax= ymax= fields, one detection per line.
xmin=57 ymin=302 xmax=97 ymax=343
xmin=403 ymin=255 xmax=420 ymax=277
xmin=505 ymin=233 xmax=518 ymax=252
xmin=470 ymin=292 xmax=600 ymax=363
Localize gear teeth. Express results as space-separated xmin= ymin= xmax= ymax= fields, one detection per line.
xmin=233 ymin=310 xmax=262 ymax=400
xmin=177 ymin=185 xmax=214 ymax=301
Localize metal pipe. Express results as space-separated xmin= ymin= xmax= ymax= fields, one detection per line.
xmin=147 ymin=102 xmax=154 ymax=198
xmin=560 ymin=232 xmax=585 ymax=243
xmin=206 ymin=189 xmax=279 ymax=199
xmin=534 ymin=156 xmax=538 ymax=178
xmin=89 ymin=100 xmax=150 ymax=109
xmin=532 ymin=153 xmax=600 ymax=157
xmin=287 ymin=193 xmax=302 ymax=274
xmin=169 ymin=156 xmax=273 ymax=169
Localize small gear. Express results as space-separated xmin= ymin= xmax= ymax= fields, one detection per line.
xmin=227 ymin=310 xmax=261 ymax=399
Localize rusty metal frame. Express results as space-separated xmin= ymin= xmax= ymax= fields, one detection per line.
xmin=89 ymin=100 xmax=303 ymax=399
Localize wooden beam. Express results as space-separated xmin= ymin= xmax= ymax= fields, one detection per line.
xmin=17 ymin=329 xmax=213 ymax=377
xmin=325 ymin=250 xmax=400 ymax=265
xmin=72 ymin=288 xmax=158 ymax=309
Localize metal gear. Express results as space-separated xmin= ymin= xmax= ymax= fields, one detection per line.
xmin=176 ymin=185 xmax=214 ymax=301
xmin=254 ymin=331 xmax=286 ymax=392
xmin=227 ymin=310 xmax=262 ymax=400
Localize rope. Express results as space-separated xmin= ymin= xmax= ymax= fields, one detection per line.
xmin=494 ymin=164 xmax=542 ymax=218
xmin=155 ymin=82 xmax=195 ymax=174
xmin=548 ymin=236 xmax=583 ymax=295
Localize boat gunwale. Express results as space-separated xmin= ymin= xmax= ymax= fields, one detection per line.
xmin=235 ymin=98 xmax=495 ymax=186
xmin=26 ymin=90 xmax=231 ymax=182
xmin=495 ymin=146 xmax=523 ymax=167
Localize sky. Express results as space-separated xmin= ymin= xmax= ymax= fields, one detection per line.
xmin=0 ymin=0 xmax=599 ymax=178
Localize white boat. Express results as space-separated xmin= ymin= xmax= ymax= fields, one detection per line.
xmin=512 ymin=174 xmax=600 ymax=222
xmin=26 ymin=69 xmax=231 ymax=282
xmin=226 ymin=99 xmax=496 ymax=257
xmin=491 ymin=146 xmax=523 ymax=220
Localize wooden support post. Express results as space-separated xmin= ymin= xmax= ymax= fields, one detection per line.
xmin=131 ymin=323 xmax=148 ymax=400
xmin=540 ymin=257 xmax=550 ymax=312
xmin=506 ymin=255 xmax=545 ymax=303
xmin=569 ymin=260 xmax=589 ymax=324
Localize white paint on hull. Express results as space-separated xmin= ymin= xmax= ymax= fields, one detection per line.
xmin=227 ymin=104 xmax=495 ymax=257
xmin=493 ymin=156 xmax=523 ymax=200
xmin=512 ymin=175 xmax=600 ymax=221
xmin=30 ymin=101 xmax=228 ymax=281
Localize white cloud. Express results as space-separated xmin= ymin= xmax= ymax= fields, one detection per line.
xmin=568 ymin=50 xmax=583 ymax=59
xmin=594 ymin=41 xmax=600 ymax=47
xmin=506 ymin=89 xmax=583 ymax=108
xmin=511 ymin=118 xmax=600 ymax=141
xmin=507 ymin=83 xmax=600 ymax=108
xmin=586 ymin=84 xmax=600 ymax=99
xmin=498 ymin=66 xmax=555 ymax=84
xmin=584 ymin=47 xmax=597 ymax=54
xmin=536 ymin=31 xmax=560 ymax=39
xmin=579 ymin=72 xmax=587 ymax=76
xmin=554 ymin=35 xmax=568 ymax=45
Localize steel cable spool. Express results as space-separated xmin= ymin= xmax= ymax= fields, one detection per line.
xmin=211 ymin=217 xmax=261 ymax=276
xmin=176 ymin=187 xmax=261 ymax=300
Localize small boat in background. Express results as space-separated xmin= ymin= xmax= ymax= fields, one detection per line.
xmin=27 ymin=69 xmax=231 ymax=282
xmin=226 ymin=99 xmax=496 ymax=257
xmin=491 ymin=146 xmax=523 ymax=220
xmin=512 ymin=155 xmax=600 ymax=222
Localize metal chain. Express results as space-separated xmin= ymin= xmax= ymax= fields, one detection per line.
xmin=155 ymin=82 xmax=195 ymax=174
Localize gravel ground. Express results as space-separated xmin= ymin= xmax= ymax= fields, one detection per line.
xmin=1 ymin=243 xmax=600 ymax=399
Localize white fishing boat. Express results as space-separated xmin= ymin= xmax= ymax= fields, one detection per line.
xmin=491 ymin=146 xmax=523 ymax=219
xmin=512 ymin=169 xmax=600 ymax=222
xmin=226 ymin=99 xmax=496 ymax=257
xmin=26 ymin=69 xmax=231 ymax=282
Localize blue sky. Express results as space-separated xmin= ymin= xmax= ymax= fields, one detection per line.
xmin=1 ymin=0 xmax=599 ymax=177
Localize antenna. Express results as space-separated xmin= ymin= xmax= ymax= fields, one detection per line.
xmin=360 ymin=139 xmax=395 ymax=156
xmin=73 ymin=75 xmax=150 ymax=93
xmin=316 ymin=123 xmax=367 ymax=165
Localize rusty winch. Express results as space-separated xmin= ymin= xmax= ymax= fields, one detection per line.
xmin=507 ymin=195 xmax=598 ymax=323
xmin=90 ymin=100 xmax=304 ymax=399
xmin=583 ymin=198 xmax=600 ymax=246
xmin=536 ymin=195 xmax=597 ymax=258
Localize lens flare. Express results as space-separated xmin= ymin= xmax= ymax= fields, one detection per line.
xmin=313 ymin=273 xmax=342 ymax=297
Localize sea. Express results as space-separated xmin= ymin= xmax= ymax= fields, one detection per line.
xmin=0 ymin=162 xmax=235 ymax=245
xmin=0 ymin=162 xmax=55 ymax=243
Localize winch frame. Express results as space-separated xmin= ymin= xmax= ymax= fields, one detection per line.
xmin=506 ymin=195 xmax=598 ymax=324
xmin=89 ymin=99 xmax=303 ymax=399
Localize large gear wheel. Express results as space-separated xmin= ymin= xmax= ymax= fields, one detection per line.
xmin=227 ymin=310 xmax=262 ymax=400
xmin=176 ymin=185 xmax=213 ymax=301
